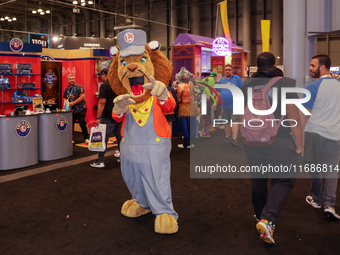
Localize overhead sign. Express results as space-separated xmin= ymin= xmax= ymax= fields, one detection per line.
xmin=29 ymin=33 xmax=50 ymax=48
xmin=212 ymin=37 xmax=231 ymax=56
xmin=55 ymin=37 xmax=115 ymax=50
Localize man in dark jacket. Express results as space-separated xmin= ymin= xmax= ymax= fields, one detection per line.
xmin=90 ymin=68 xmax=122 ymax=168
xmin=241 ymin=52 xmax=303 ymax=244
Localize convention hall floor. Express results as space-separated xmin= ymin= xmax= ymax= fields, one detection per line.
xmin=1 ymin=129 xmax=339 ymax=255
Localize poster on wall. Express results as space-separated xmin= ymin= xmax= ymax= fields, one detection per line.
xmin=95 ymin=59 xmax=112 ymax=74
xmin=41 ymin=61 xmax=62 ymax=109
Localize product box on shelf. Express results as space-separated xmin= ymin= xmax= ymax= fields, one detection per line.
xmin=0 ymin=63 xmax=13 ymax=75
xmin=0 ymin=77 xmax=11 ymax=89
xmin=16 ymin=64 xmax=32 ymax=75
xmin=11 ymin=91 xmax=32 ymax=103
xmin=19 ymin=82 xmax=36 ymax=89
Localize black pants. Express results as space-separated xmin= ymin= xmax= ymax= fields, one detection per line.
xmin=73 ymin=108 xmax=89 ymax=140
xmin=244 ymin=135 xmax=300 ymax=224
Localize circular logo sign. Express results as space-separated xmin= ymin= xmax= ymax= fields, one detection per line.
xmin=56 ymin=116 xmax=68 ymax=132
xmin=212 ymin=37 xmax=231 ymax=56
xmin=41 ymin=55 xmax=55 ymax=61
xmin=16 ymin=120 xmax=31 ymax=137
xmin=124 ymin=32 xmax=134 ymax=43
xmin=44 ymin=71 xmax=57 ymax=88
xmin=9 ymin=38 xmax=24 ymax=52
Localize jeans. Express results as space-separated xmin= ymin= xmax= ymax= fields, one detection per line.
xmin=73 ymin=108 xmax=89 ymax=140
xmin=179 ymin=116 xmax=197 ymax=148
xmin=310 ymin=136 xmax=340 ymax=208
xmin=98 ymin=118 xmax=122 ymax=163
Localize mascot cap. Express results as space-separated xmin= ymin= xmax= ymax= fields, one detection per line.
xmin=117 ymin=29 xmax=146 ymax=57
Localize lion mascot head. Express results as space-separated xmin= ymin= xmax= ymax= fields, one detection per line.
xmin=108 ymin=29 xmax=173 ymax=104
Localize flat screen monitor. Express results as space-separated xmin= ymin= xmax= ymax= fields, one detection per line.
xmin=43 ymin=103 xmax=58 ymax=111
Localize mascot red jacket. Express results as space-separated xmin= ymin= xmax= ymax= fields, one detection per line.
xmin=108 ymin=29 xmax=178 ymax=234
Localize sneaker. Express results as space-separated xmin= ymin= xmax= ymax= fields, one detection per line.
xmin=229 ymin=138 xmax=238 ymax=146
xmin=178 ymin=144 xmax=195 ymax=149
xmin=209 ymin=127 xmax=217 ymax=132
xmin=200 ymin=132 xmax=210 ymax=138
xmin=85 ymin=139 xmax=89 ymax=144
xmin=114 ymin=150 xmax=120 ymax=158
xmin=306 ymin=196 xmax=321 ymax=209
xmin=324 ymin=207 xmax=340 ymax=220
xmin=256 ymin=219 xmax=275 ymax=244
xmin=90 ymin=161 xmax=105 ymax=168
xmin=224 ymin=136 xmax=231 ymax=143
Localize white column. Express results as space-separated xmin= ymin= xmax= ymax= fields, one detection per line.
xmin=283 ymin=0 xmax=306 ymax=87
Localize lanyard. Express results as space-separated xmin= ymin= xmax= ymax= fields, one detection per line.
xmin=67 ymin=86 xmax=75 ymax=99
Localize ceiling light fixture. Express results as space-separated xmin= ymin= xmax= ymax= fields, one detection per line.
xmin=88 ymin=0 xmax=93 ymax=4
xmin=32 ymin=9 xmax=50 ymax=15
xmin=73 ymin=0 xmax=78 ymax=4
xmin=0 ymin=16 xmax=17 ymax=22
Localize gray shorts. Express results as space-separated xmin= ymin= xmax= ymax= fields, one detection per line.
xmin=221 ymin=108 xmax=238 ymax=122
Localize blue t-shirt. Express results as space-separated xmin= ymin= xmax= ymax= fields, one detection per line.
xmin=217 ymin=75 xmax=243 ymax=109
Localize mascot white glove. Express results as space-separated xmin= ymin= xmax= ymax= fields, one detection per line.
xmin=113 ymin=94 xmax=136 ymax=114
xmin=143 ymin=76 xmax=170 ymax=101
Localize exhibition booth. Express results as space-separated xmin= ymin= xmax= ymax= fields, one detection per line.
xmin=172 ymin=33 xmax=249 ymax=81
xmin=0 ymin=39 xmax=113 ymax=169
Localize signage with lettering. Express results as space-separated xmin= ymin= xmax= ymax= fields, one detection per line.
xmin=212 ymin=37 xmax=231 ymax=56
xmin=29 ymin=33 xmax=50 ymax=48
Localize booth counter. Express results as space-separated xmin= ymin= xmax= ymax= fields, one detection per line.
xmin=0 ymin=115 xmax=38 ymax=170
xmin=38 ymin=111 xmax=73 ymax=161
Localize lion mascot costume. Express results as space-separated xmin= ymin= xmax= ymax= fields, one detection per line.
xmin=108 ymin=29 xmax=178 ymax=234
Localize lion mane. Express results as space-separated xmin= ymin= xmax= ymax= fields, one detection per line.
xmin=108 ymin=45 xmax=173 ymax=104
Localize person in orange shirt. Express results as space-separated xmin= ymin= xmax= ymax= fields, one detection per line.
xmin=176 ymin=67 xmax=199 ymax=148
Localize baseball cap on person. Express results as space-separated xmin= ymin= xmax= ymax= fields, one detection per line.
xmin=116 ymin=29 xmax=147 ymax=57
xmin=210 ymin=71 xmax=217 ymax=77
xmin=100 ymin=68 xmax=109 ymax=75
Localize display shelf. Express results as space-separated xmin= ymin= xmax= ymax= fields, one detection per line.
xmin=0 ymin=102 xmax=33 ymax=105
xmin=0 ymin=88 xmax=43 ymax=91
xmin=0 ymin=73 xmax=41 ymax=114
xmin=0 ymin=74 xmax=41 ymax=76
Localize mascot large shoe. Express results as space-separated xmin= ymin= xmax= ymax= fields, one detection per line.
xmin=108 ymin=29 xmax=178 ymax=234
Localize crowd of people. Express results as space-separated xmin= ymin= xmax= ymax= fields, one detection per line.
xmin=65 ymin=52 xmax=340 ymax=245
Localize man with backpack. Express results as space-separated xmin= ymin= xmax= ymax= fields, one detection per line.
xmin=240 ymin=52 xmax=303 ymax=244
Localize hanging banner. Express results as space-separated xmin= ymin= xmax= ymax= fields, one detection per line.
xmin=219 ymin=1 xmax=231 ymax=42
xmin=261 ymin=20 xmax=271 ymax=52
